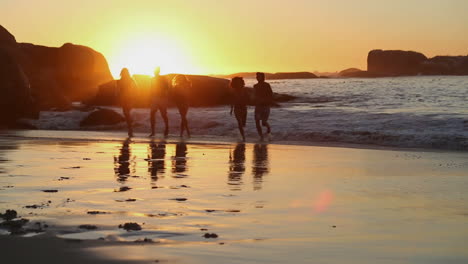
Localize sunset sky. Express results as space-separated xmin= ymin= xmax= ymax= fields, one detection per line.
xmin=2 ymin=0 xmax=468 ymax=76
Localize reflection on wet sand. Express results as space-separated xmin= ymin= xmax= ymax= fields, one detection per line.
xmin=252 ymin=144 xmax=269 ymax=190
xmin=147 ymin=141 xmax=166 ymax=182
xmin=172 ymin=142 xmax=188 ymax=174
xmin=0 ymin=139 xmax=18 ymax=175
xmin=228 ymin=143 xmax=246 ymax=191
xmin=113 ymin=138 xmax=135 ymax=182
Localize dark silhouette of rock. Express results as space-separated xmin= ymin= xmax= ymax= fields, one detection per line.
xmin=421 ymin=56 xmax=468 ymax=75
xmin=366 ymin=49 xmax=468 ymax=76
xmin=80 ymin=108 xmax=125 ymax=127
xmin=368 ymin=49 xmax=427 ymax=76
xmin=0 ymin=48 xmax=38 ymax=125
xmin=89 ymin=74 xmax=296 ymax=107
xmin=18 ymin=42 xmax=113 ymax=102
xmin=217 ymin=72 xmax=318 ymax=80
xmin=0 ymin=26 xmax=16 ymax=46
xmin=0 ymin=25 xmax=113 ymax=123
xmin=338 ymin=68 xmax=363 ymax=77
xmin=118 ymin=222 xmax=142 ymax=231
xmin=266 ymin=72 xmax=318 ymax=79
xmin=338 ymin=68 xmax=387 ymax=78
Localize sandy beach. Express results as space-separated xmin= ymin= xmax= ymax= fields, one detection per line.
xmin=0 ymin=130 xmax=467 ymax=263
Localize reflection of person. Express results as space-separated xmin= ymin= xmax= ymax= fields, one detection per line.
xmin=228 ymin=143 xmax=246 ymax=191
xmin=117 ymin=68 xmax=137 ymax=137
xmin=230 ymin=77 xmax=248 ymax=141
xmin=148 ymin=140 xmax=166 ymax=181
xmin=172 ymin=142 xmax=188 ymax=173
xmin=253 ymin=72 xmax=273 ymax=140
xmin=172 ymin=75 xmax=191 ymax=137
xmin=252 ymin=143 xmax=269 ymax=190
xmin=114 ymin=138 xmax=133 ymax=182
xmin=149 ymin=67 xmax=169 ymax=137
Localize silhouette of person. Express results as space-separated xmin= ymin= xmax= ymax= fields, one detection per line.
xmin=230 ymin=77 xmax=248 ymax=141
xmin=228 ymin=143 xmax=246 ymax=191
xmin=252 ymin=143 xmax=269 ymax=190
xmin=149 ymin=67 xmax=169 ymax=137
xmin=147 ymin=140 xmax=166 ymax=182
xmin=114 ymin=138 xmax=133 ymax=182
xmin=253 ymin=72 xmax=273 ymax=140
xmin=117 ymin=68 xmax=137 ymax=137
xmin=171 ymin=75 xmax=191 ymax=137
xmin=172 ymin=142 xmax=188 ymax=173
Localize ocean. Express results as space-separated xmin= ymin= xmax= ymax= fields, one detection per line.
xmin=28 ymin=76 xmax=468 ymax=151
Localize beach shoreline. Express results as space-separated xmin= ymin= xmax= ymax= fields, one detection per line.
xmin=1 ymin=130 xmax=467 ymax=263
xmin=2 ymin=129 xmax=466 ymax=154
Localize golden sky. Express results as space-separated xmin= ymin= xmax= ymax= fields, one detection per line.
xmin=2 ymin=0 xmax=468 ymax=76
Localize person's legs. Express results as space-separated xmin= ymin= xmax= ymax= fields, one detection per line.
xmin=263 ymin=121 xmax=271 ymax=134
xmin=255 ymin=119 xmax=263 ymax=140
xmin=235 ymin=107 xmax=247 ymax=141
xmin=261 ymin=107 xmax=271 ymax=134
xmin=183 ymin=107 xmax=190 ymax=137
xmin=150 ymin=109 xmax=156 ymax=137
xmin=237 ymin=118 xmax=245 ymax=141
xmin=241 ymin=107 xmax=247 ymax=127
xmin=254 ymin=106 xmax=264 ymax=140
xmin=177 ymin=105 xmax=186 ymax=137
xmin=159 ymin=106 xmax=169 ymax=137
xmin=123 ymin=107 xmax=133 ymax=137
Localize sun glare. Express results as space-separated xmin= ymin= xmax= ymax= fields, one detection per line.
xmin=109 ymin=34 xmax=198 ymax=77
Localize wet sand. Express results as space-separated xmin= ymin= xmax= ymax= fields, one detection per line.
xmin=0 ymin=130 xmax=467 ymax=263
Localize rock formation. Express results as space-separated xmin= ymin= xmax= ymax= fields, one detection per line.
xmin=88 ymin=74 xmax=296 ymax=108
xmin=80 ymin=108 xmax=125 ymax=127
xmin=368 ymin=49 xmax=428 ymax=76
xmin=0 ymin=25 xmax=113 ymax=124
xmin=342 ymin=49 xmax=468 ymax=77
xmin=0 ymin=48 xmax=37 ymax=124
xmin=218 ymin=72 xmax=318 ymax=80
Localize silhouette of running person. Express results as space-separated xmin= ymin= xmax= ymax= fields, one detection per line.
xmin=171 ymin=75 xmax=191 ymax=137
xmin=230 ymin=77 xmax=248 ymax=141
xmin=253 ymin=72 xmax=273 ymax=140
xmin=117 ymin=68 xmax=137 ymax=137
xmin=149 ymin=67 xmax=169 ymax=137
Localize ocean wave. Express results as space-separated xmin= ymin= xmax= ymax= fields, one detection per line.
xmin=23 ymin=106 xmax=468 ymax=151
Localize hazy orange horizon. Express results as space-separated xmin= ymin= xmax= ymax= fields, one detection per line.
xmin=2 ymin=0 xmax=467 ymax=77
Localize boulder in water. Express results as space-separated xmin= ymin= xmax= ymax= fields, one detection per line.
xmin=80 ymin=108 xmax=124 ymax=127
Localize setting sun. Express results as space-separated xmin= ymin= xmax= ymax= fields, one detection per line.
xmin=108 ymin=32 xmax=199 ymax=77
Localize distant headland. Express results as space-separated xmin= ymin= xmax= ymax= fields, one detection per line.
xmin=220 ymin=50 xmax=468 ymax=79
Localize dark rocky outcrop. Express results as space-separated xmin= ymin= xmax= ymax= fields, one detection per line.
xmin=338 ymin=68 xmax=362 ymax=77
xmin=0 ymin=25 xmax=113 ymax=125
xmin=18 ymin=42 xmax=113 ymax=102
xmin=421 ymin=56 xmax=468 ymax=75
xmin=0 ymin=48 xmax=37 ymax=125
xmin=80 ymin=108 xmax=125 ymax=127
xmin=218 ymin=72 xmax=318 ymax=80
xmin=266 ymin=72 xmax=318 ymax=79
xmin=88 ymin=74 xmax=296 ymax=108
xmin=338 ymin=67 xmax=387 ymax=78
xmin=366 ymin=49 xmax=468 ymax=76
xmin=368 ymin=50 xmax=428 ymax=76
